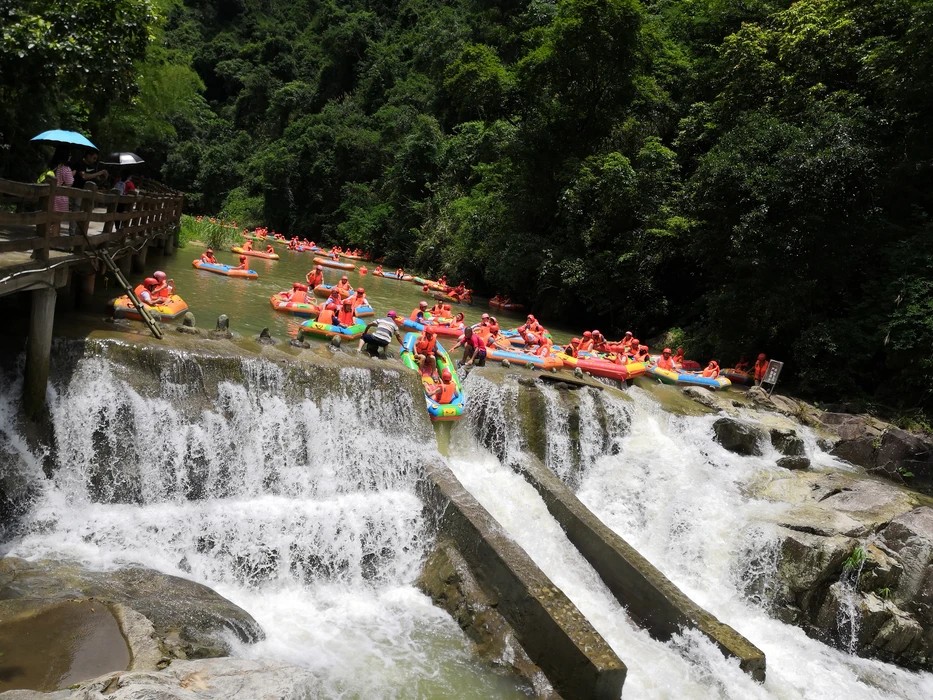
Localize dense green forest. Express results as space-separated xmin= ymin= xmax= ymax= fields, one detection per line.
xmin=1 ymin=0 xmax=931 ymax=418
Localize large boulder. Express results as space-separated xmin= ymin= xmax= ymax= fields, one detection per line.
xmin=0 ymin=558 xmax=263 ymax=660
xmin=770 ymin=428 xmax=805 ymax=456
xmin=712 ymin=418 xmax=764 ymax=456
xmin=831 ymin=427 xmax=933 ymax=491
xmin=0 ymin=658 xmax=321 ymax=699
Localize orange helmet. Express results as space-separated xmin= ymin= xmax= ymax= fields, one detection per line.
xmin=357 ymin=287 xmax=365 ymax=294
xmin=239 ymin=255 xmax=247 ymax=262
xmin=663 ymin=348 xmax=671 ymax=354
xmin=143 ymin=277 xmax=157 ymax=287
xmin=758 ymin=353 xmax=767 ymax=360
xmin=441 ymin=368 xmax=452 ymax=381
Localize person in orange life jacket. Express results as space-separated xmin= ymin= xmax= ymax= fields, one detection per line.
xmin=522 ymin=331 xmax=540 ymax=351
xmin=702 ymin=359 xmax=720 ymax=378
xmin=265 ymin=244 xmax=275 ymax=255
xmin=753 ymin=353 xmax=769 ymax=383
xmin=437 ymin=274 xmax=448 ymax=287
xmin=336 ymin=275 xmax=352 ymax=294
xmin=359 ymin=310 xmax=404 ymax=355
xmin=592 ymin=330 xmax=608 ymax=353
xmin=151 ymin=271 xmax=173 ymax=299
xmin=325 ymin=287 xmax=342 ymax=310
xmin=286 ymin=282 xmax=309 ymax=304
xmin=351 ymin=287 xmax=368 ymax=310
xmin=317 ymin=305 xmax=337 ymax=325
xmin=619 ymin=331 xmax=634 ymax=352
xmin=673 ymin=347 xmax=686 ymax=368
xmin=452 ymin=326 xmax=486 ymax=367
xmin=242 ymin=239 xmax=253 ymax=251
xmin=137 ymin=278 xmax=161 ymax=307
xmin=432 ymin=368 xmax=457 ymax=404
xmin=533 ymin=335 xmax=553 ymax=357
xmin=656 ymin=347 xmax=677 ymax=371
xmin=429 ymin=301 xmax=445 ymax=316
xmin=487 ymin=316 xmax=500 ymax=337
xmin=578 ymin=331 xmax=594 ymax=353
xmin=627 ymin=338 xmax=640 ymax=358
xmin=414 ymin=329 xmax=438 ymax=377
xmin=411 ymin=300 xmax=429 ymax=321
xmin=306 ymin=265 xmax=324 ymax=287
xmin=634 ymin=344 xmax=651 ymax=362
xmin=373 ymin=264 xmax=383 ymax=275
xmin=448 ymin=312 xmax=465 ymax=330
xmin=564 ymin=338 xmax=581 ymax=359
xmin=734 ymin=355 xmax=750 ymax=373
xmin=336 ymin=300 xmax=356 ymax=327
xmin=232 ymin=255 xmax=249 ymax=271
xmin=200 ymin=248 xmax=217 ymax=264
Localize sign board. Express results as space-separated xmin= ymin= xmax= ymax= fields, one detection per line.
xmin=761 ymin=360 xmax=783 ymax=395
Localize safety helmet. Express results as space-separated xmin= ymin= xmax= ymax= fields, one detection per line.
xmin=296 ymin=283 xmax=308 ymax=291
xmin=206 ymin=248 xmax=213 ymax=253
xmin=639 ymin=345 xmax=648 ymax=351
xmin=624 ymin=331 xmax=633 ymax=336
xmin=357 ymin=287 xmax=364 ymax=293
xmin=143 ymin=277 xmax=157 ymax=286
xmin=342 ymin=299 xmax=351 ymax=307
xmin=482 ymin=313 xmax=489 ymax=319
xmin=420 ymin=301 xmax=428 ymax=307
xmin=571 ymin=337 xmax=581 ymax=344
xmin=341 ymin=275 xmax=348 ymax=280
xmin=154 ymin=271 xmax=166 ymax=281
xmin=583 ymin=331 xmax=592 ymax=337
xmin=239 ymin=255 xmax=247 ymax=262
xmin=758 ymin=353 xmax=767 ymax=360
xmin=316 ymin=265 xmax=323 ymax=271
xmin=663 ymin=348 xmax=671 ymax=354
xmin=293 ymin=282 xmax=301 ymax=288
xmin=441 ymin=368 xmax=452 ymax=381
xmin=387 ymin=310 xmax=397 ymax=318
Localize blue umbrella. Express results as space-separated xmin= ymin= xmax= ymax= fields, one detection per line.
xmin=31 ymin=129 xmax=98 ymax=150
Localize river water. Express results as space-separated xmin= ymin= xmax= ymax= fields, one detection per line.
xmin=1 ymin=242 xmax=931 ymax=696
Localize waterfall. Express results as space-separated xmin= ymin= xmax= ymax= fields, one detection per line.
xmin=0 ymin=348 xmax=526 ymax=698
xmin=452 ymin=375 xmax=933 ymax=699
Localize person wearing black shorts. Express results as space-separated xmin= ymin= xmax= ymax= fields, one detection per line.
xmin=359 ymin=310 xmax=404 ymax=356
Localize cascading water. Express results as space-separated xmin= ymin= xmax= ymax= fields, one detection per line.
xmin=450 ymin=373 xmax=933 ymax=699
xmin=0 ymin=345 xmax=527 ymax=698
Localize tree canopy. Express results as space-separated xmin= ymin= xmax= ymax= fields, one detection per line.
xmin=1 ymin=0 xmax=931 ymax=418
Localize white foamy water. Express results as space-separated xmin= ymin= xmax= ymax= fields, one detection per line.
xmin=0 ymin=354 xmax=527 ymax=698
xmin=452 ymin=374 xmax=933 ymax=699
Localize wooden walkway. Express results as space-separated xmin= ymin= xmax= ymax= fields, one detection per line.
xmin=0 ymin=177 xmax=183 ymax=298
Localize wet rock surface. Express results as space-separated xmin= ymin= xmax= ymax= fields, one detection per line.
xmin=0 ymin=558 xmax=264 ymax=661
xmin=712 ymin=418 xmax=764 ymax=456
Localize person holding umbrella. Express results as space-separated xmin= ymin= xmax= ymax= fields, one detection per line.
xmin=48 ymin=146 xmax=74 ymax=234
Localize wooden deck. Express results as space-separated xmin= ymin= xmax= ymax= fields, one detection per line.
xmin=0 ymin=178 xmax=183 ymax=298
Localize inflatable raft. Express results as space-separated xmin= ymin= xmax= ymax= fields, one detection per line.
xmin=345 ymin=293 xmax=374 ymax=317
xmin=269 ymin=293 xmax=320 ymax=317
xmin=313 ymin=284 xmax=351 ymax=299
xmin=558 ymin=353 xmax=648 ymax=382
xmin=313 ymin=256 xmax=355 ymax=270
xmin=722 ymin=368 xmax=753 ymax=386
xmin=432 ymin=291 xmax=472 ymax=305
xmin=232 ymin=246 xmax=280 ymax=260
xmin=192 ymin=260 xmax=258 ymax=279
xmin=489 ymin=300 xmax=525 ymax=311
xmin=486 ymin=344 xmax=563 ymax=370
xmin=647 ymin=365 xmax=731 ymax=390
xmin=373 ymin=271 xmax=413 ymax=281
xmin=400 ymin=332 xmax=465 ymax=422
xmin=299 ymin=316 xmax=367 ymax=341
xmin=112 ymin=294 xmax=188 ymax=321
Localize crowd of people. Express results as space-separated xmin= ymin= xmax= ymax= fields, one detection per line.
xmin=45 ymin=148 xmax=137 ymax=234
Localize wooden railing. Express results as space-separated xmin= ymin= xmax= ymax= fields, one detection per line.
xmin=0 ymin=177 xmax=184 ymax=262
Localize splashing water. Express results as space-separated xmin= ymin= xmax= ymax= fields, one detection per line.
xmin=452 ymin=374 xmax=933 ymax=699
xmin=0 ymin=352 xmax=527 ymax=698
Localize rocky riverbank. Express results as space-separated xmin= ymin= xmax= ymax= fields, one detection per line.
xmin=678 ymin=384 xmax=933 ymax=671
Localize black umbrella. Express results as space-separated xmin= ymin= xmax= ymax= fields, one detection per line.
xmin=102 ymin=152 xmax=145 ymax=166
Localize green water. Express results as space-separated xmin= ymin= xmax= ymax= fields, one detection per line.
xmin=110 ymin=242 xmax=575 ymax=345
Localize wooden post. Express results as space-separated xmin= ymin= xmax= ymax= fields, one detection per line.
xmin=131 ymin=245 xmax=148 ymax=273
xmin=33 ymin=176 xmax=56 ymax=262
xmin=117 ymin=253 xmax=132 ymax=277
xmin=78 ymin=270 xmax=97 ymax=309
xmin=23 ymin=287 xmax=57 ymax=420
xmin=163 ymin=230 xmax=174 ymax=255
xmin=76 ymin=183 xmax=97 ymax=238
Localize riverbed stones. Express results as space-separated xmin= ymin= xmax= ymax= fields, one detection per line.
xmin=770 ymin=428 xmax=805 ymax=456
xmin=0 ymin=558 xmax=264 ymax=661
xmin=712 ymin=417 xmax=764 ymax=456
xmin=777 ymin=456 xmax=810 ymax=470
xmin=182 ymin=311 xmax=196 ymax=327
xmin=682 ymin=386 xmax=735 ymax=413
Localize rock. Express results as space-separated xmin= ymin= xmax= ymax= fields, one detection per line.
xmin=215 ymin=314 xmax=229 ymax=331
xmin=712 ymin=417 xmax=764 ymax=456
xmin=32 ymin=658 xmax=321 ymax=699
xmin=258 ymin=327 xmax=274 ymax=345
xmin=289 ymin=339 xmax=310 ymax=349
xmin=330 ymin=335 xmax=342 ymax=348
xmin=745 ymin=386 xmax=773 ymax=408
xmin=0 ymin=558 xmax=264 ymax=660
xmin=682 ymin=386 xmax=733 ymax=413
xmin=819 ymin=413 xmax=885 ymax=441
xmin=176 ymin=325 xmax=202 ymax=336
xmin=875 ymin=428 xmax=933 ymax=489
xmin=770 ymin=394 xmax=803 ymax=417
xmin=879 ymin=508 xmax=933 ymax=626
xmin=572 ymin=367 xmax=582 ymax=379
xmin=777 ymin=456 xmax=811 ymax=470
xmin=770 ymin=428 xmax=805 ymax=456
xmin=501 ymin=359 xmax=511 ymax=368
xmin=182 ymin=312 xmax=196 ymax=328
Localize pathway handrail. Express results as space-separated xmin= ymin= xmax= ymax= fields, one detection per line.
xmin=0 ymin=177 xmax=184 ymax=262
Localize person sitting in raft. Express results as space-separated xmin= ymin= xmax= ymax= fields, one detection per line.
xmin=634 ymin=344 xmax=651 ymax=363
xmin=232 ymin=255 xmax=249 ymax=271
xmin=151 ymin=271 xmax=173 ymax=299
xmin=414 ymin=329 xmax=438 ymax=378
xmin=452 ymin=327 xmax=487 ymax=368
xmin=518 ymin=314 xmax=544 ymax=336
xmin=306 ymin=265 xmax=324 ymax=287
xmin=137 ymin=278 xmax=162 ymax=307
xmin=448 ymin=312 xmax=466 ymax=331
xmin=564 ymin=338 xmax=581 ymax=359
xmin=429 ymin=300 xmax=445 ymax=316
xmin=287 ymin=237 xmax=299 ymax=250
xmin=358 ymin=310 xmax=405 ymax=356
xmin=286 ymin=282 xmax=309 ymax=303
xmin=336 ymin=274 xmax=352 ymax=294
xmin=325 ymin=287 xmax=342 ymax=310
xmin=410 ymin=300 xmax=430 ymax=321
xmin=316 ymin=304 xmax=337 ymax=325
xmin=432 ymin=368 xmax=457 ymax=404
xmin=200 ymin=248 xmax=218 ymax=264
xmin=579 ymin=331 xmax=595 ymax=353
xmin=487 ymin=315 xmax=500 ymax=337
xmin=673 ymin=347 xmax=686 ymax=368
xmin=336 ymin=299 xmax=356 ymax=327
xmin=395 ymin=267 xmax=405 ymax=278
xmin=618 ymin=331 xmax=634 ymax=352
xmin=373 ymin=264 xmax=384 ymax=275
xmin=265 ymin=243 xmax=275 ymax=255
xmin=351 ymin=287 xmax=369 ymax=310
xmin=474 ymin=313 xmax=491 ymax=330
xmin=437 ymin=273 xmax=448 ymax=287
xmin=242 ymin=239 xmax=253 ymax=251
xmin=753 ymin=353 xmax=768 ymax=384
xmin=490 ymin=294 xmax=501 ymax=305
xmin=626 ymin=338 xmax=640 ymax=358
xmin=734 ymin=355 xmax=750 ymax=373
xmin=702 ymin=360 xmax=721 ymax=378
xmin=656 ymin=347 xmax=677 ymax=371
xmin=592 ymin=330 xmax=609 ymax=353
xmin=450 ymin=281 xmax=467 ymax=300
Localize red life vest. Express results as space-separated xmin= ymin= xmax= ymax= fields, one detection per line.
xmin=415 ymin=336 xmax=437 ymax=356
xmin=317 ymin=308 xmax=335 ymax=325
xmin=657 ymin=355 xmax=676 ymax=370
xmin=291 ymin=291 xmax=308 ymax=304
xmin=754 ymin=360 xmax=768 ymax=381
xmin=337 ymin=307 xmax=355 ymax=325
xmin=435 ymin=382 xmax=456 ymax=404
